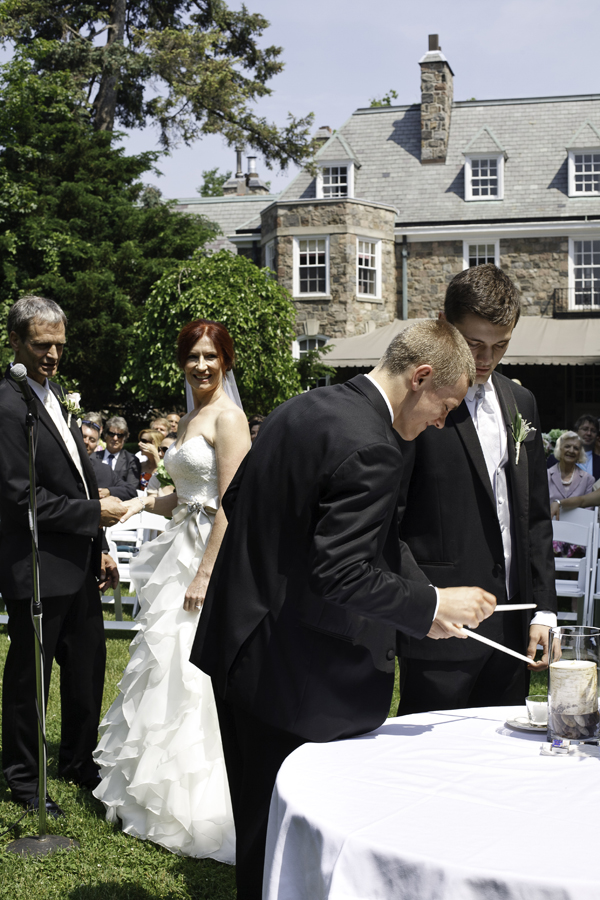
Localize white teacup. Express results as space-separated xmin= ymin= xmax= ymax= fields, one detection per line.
xmin=526 ymin=694 xmax=548 ymax=726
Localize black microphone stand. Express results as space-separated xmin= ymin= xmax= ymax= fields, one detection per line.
xmin=6 ymin=401 xmax=78 ymax=857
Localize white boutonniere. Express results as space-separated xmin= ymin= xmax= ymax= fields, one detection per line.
xmin=59 ymin=389 xmax=84 ymax=429
xmin=511 ymin=410 xmax=536 ymax=464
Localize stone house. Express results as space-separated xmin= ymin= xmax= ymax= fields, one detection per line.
xmin=176 ymin=36 xmax=600 ymax=426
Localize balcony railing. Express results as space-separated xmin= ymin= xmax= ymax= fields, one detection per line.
xmin=553 ymin=287 xmax=600 ymax=317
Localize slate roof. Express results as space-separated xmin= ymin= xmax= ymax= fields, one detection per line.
xmin=174 ymin=194 xmax=278 ymax=238
xmin=278 ymin=95 xmax=600 ymax=225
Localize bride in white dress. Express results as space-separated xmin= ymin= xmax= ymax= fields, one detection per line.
xmin=93 ymin=320 xmax=251 ymax=862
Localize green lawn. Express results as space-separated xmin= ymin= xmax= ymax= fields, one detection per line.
xmin=0 ymin=625 xmax=547 ymax=899
xmin=0 ymin=630 xmax=237 ymax=900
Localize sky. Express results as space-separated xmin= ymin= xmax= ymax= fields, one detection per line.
xmin=121 ymin=0 xmax=600 ymax=200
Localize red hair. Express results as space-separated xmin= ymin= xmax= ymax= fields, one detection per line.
xmin=177 ymin=319 xmax=235 ymax=371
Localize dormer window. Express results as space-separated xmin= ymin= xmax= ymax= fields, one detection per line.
xmin=568 ymin=150 xmax=600 ymax=196
xmin=316 ymin=161 xmax=354 ymax=199
xmin=464 ymin=154 xmax=504 ymax=201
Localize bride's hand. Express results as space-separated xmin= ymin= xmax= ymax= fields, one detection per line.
xmin=184 ymin=570 xmax=211 ymax=611
xmin=119 ymin=497 xmax=145 ymax=524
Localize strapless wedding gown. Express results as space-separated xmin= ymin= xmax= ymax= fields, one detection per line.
xmin=93 ymin=436 xmax=235 ymax=863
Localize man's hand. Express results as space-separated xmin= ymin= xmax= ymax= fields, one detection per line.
xmin=98 ymin=553 xmax=119 ymax=592
xmin=527 ymin=624 xmax=550 ymax=670
xmin=428 ymin=586 xmax=497 ymax=639
xmin=98 ymin=488 xmax=110 ymax=499
xmin=99 ymin=496 xmax=127 ymax=526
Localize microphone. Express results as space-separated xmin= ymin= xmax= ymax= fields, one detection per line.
xmin=11 ymin=363 xmax=38 ymax=416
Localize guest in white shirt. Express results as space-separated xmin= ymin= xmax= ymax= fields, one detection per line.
xmin=94 ymin=415 xmax=141 ymax=489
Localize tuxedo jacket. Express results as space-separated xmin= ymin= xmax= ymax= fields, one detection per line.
xmin=89 ymin=454 xmax=137 ymax=501
xmin=547 ymin=464 xmax=595 ymax=502
xmin=93 ymin=447 xmax=141 ymax=489
xmin=0 ymin=368 xmax=103 ymax=600
xmin=190 ymin=375 xmax=438 ymax=743
xmin=398 ymin=371 xmax=557 ymax=662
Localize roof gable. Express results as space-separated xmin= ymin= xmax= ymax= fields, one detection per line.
xmin=566 ymin=120 xmax=600 ymax=148
xmin=463 ymin=125 xmax=507 ymax=158
xmin=315 ymin=132 xmax=361 ymax=167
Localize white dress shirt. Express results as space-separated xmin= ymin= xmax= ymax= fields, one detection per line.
xmin=583 ymin=449 xmax=594 ymax=476
xmin=464 ymin=380 xmax=555 ymax=628
xmin=26 ymin=375 xmax=90 ymax=498
xmin=100 ymin=447 xmax=121 ymax=470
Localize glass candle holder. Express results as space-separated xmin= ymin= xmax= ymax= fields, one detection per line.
xmin=548 ymin=626 xmax=600 ymax=742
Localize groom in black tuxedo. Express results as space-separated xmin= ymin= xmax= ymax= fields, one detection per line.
xmin=0 ymin=296 xmax=126 ymax=815
xmin=191 ymin=319 xmax=497 ymax=900
xmin=397 ymin=264 xmax=557 ymax=715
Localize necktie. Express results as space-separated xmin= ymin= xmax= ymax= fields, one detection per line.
xmin=474 ymin=384 xmax=502 ymax=485
xmin=108 ymin=453 xmax=115 ymax=469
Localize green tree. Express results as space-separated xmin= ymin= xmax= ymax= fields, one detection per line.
xmin=296 ymin=345 xmax=336 ymax=391
xmin=122 ymin=249 xmax=302 ymax=414
xmin=369 ymin=89 xmax=398 ymax=108
xmin=197 ymin=167 xmax=232 ymax=197
xmin=0 ymin=52 xmax=220 ymax=403
xmin=0 ymin=0 xmax=317 ymax=168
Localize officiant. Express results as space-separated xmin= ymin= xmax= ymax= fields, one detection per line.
xmin=191 ymin=319 xmax=497 ymax=900
xmin=0 ymin=295 xmax=126 ymax=817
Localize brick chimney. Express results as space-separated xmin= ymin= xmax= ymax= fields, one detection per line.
xmin=419 ymin=34 xmax=454 ymax=164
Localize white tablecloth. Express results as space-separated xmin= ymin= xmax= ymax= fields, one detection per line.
xmin=264 ymin=706 xmax=600 ymax=900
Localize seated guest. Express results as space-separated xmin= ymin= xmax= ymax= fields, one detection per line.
xmin=248 ymin=414 xmax=265 ymax=443
xmin=548 ymin=432 xmax=595 ymax=504
xmin=138 ymin=428 xmax=163 ymax=489
xmin=95 ymin=416 xmax=141 ymax=489
xmin=548 ymin=414 xmax=600 ymax=477
xmin=150 ymin=417 xmax=170 ymax=437
xmin=82 ymin=420 xmax=137 ymax=501
xmin=167 ymin=412 xmax=181 ymax=432
xmin=146 ymin=435 xmax=177 ymax=496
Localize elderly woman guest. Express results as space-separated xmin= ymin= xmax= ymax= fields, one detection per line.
xmin=549 ymin=432 xmax=595 ymax=523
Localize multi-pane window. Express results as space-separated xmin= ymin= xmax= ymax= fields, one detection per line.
xmin=468 ymin=243 xmax=497 ymax=267
xmin=572 ymin=239 xmax=600 ymax=307
xmin=357 ymin=240 xmax=378 ymax=296
xmin=572 ymin=152 xmax=600 ymax=194
xmin=470 ymin=158 xmax=498 ymax=197
xmin=265 ymin=240 xmax=275 ymax=274
xmin=322 ymin=165 xmax=348 ymax=198
xmin=298 ymin=335 xmax=328 ymax=357
xmin=297 ymin=238 xmax=328 ymax=294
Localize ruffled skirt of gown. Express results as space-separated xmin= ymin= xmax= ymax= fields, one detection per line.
xmin=93 ymin=504 xmax=235 ymax=863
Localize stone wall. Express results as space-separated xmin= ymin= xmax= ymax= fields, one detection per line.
xmin=500 ymin=236 xmax=567 ymax=316
xmin=400 ymin=240 xmax=463 ymax=317
xmin=401 ymin=236 xmax=568 ymax=318
xmin=261 ymin=199 xmax=397 ymax=338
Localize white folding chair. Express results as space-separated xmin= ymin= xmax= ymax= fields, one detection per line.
xmin=553 ymin=518 xmax=594 ymax=625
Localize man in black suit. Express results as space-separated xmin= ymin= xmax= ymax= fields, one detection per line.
xmin=93 ymin=415 xmax=141 ymax=490
xmin=81 ymin=420 xmax=137 ymax=500
xmin=397 ymin=264 xmax=557 ymax=715
xmin=0 ymin=296 xmax=126 ymax=815
xmin=190 ymin=319 xmax=497 ymax=900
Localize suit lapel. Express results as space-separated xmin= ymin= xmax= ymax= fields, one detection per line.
xmin=448 ymin=401 xmax=496 ymax=511
xmin=46 ymin=382 xmax=95 ymax=493
xmin=493 ymin=373 xmax=529 ymax=523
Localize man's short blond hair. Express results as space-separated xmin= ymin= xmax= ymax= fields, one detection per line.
xmin=380 ymin=319 xmax=475 ymax=389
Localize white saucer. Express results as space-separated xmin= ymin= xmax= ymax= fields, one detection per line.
xmin=505 ymin=715 xmax=547 ymax=733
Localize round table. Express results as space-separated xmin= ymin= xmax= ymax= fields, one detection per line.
xmin=264 ymin=706 xmax=600 ymax=900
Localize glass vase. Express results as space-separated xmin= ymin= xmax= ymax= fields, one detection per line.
xmin=548 ymin=626 xmax=600 ymax=742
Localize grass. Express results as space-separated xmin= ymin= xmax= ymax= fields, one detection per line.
xmin=0 ymin=630 xmax=237 ymax=900
xmin=0 ymin=624 xmax=547 ymax=899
